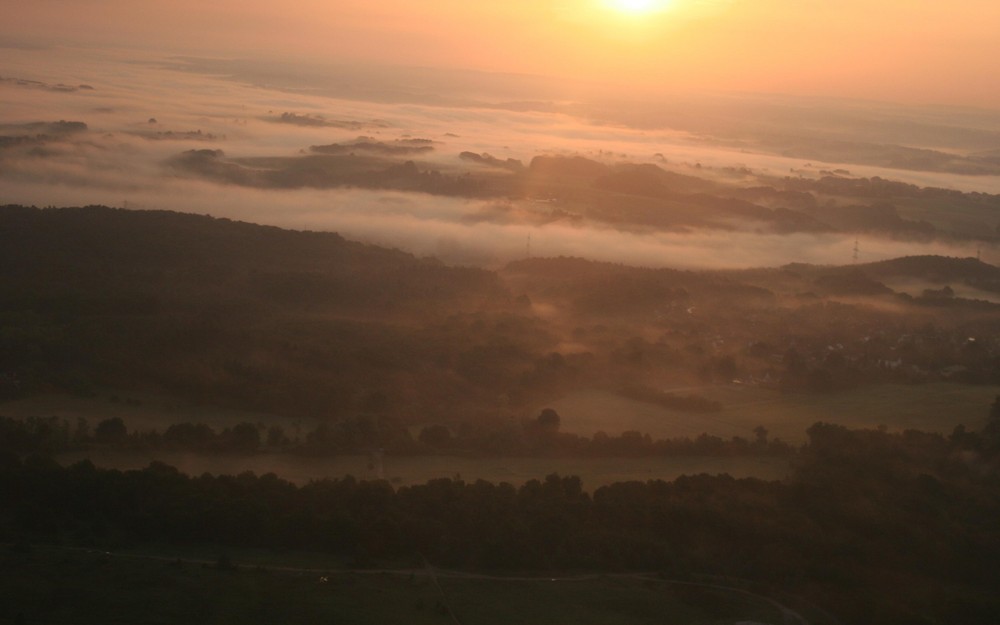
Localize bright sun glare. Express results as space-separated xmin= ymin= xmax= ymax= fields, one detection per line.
xmin=606 ymin=0 xmax=671 ymax=14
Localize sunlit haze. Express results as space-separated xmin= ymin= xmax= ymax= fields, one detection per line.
xmin=3 ymin=0 xmax=999 ymax=105
xmin=604 ymin=0 xmax=673 ymax=15
xmin=2 ymin=1 xmax=1000 ymax=268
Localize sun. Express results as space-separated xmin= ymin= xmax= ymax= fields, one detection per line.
xmin=605 ymin=0 xmax=672 ymax=14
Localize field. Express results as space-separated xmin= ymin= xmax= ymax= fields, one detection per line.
xmin=0 ymin=544 xmax=795 ymax=625
xmin=55 ymin=450 xmax=790 ymax=489
xmin=548 ymin=383 xmax=1000 ymax=443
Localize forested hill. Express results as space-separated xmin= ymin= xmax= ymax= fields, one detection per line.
xmin=861 ymin=254 xmax=1000 ymax=284
xmin=0 ymin=205 xmax=521 ymax=418
xmin=0 ymin=204 xmax=507 ymax=312
xmin=4 ymin=204 xmax=1000 ymax=426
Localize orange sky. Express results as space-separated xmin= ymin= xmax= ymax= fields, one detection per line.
xmin=3 ymin=0 xmax=999 ymax=108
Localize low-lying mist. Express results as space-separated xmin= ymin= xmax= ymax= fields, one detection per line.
xmin=3 ymin=46 xmax=999 ymax=270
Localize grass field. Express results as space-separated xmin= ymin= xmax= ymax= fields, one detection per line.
xmin=0 ymin=544 xmax=790 ymax=625
xmin=55 ymin=450 xmax=790 ymax=489
xmin=443 ymin=576 xmax=785 ymax=625
xmin=548 ymin=383 xmax=1000 ymax=443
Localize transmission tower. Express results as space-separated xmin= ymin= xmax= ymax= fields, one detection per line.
xmin=852 ymin=238 xmax=859 ymax=264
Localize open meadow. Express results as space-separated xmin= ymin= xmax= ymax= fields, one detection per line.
xmin=0 ymin=544 xmax=797 ymax=625
xmin=549 ymin=383 xmax=1000 ymax=443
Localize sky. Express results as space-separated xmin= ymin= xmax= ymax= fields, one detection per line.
xmin=2 ymin=0 xmax=1000 ymax=108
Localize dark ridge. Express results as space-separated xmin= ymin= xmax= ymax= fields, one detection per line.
xmin=861 ymin=255 xmax=1000 ymax=282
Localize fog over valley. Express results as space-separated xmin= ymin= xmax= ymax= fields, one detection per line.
xmin=4 ymin=47 xmax=1000 ymax=269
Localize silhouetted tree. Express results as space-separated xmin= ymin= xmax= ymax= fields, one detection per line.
xmin=982 ymin=395 xmax=1000 ymax=453
xmin=418 ymin=425 xmax=453 ymax=449
xmin=753 ymin=425 xmax=768 ymax=446
xmin=94 ymin=417 xmax=127 ymax=444
xmin=225 ymin=423 xmax=261 ymax=452
xmin=266 ymin=425 xmax=288 ymax=447
xmin=536 ymin=408 xmax=560 ymax=431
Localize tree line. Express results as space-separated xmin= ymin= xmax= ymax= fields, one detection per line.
xmin=0 ymin=409 xmax=794 ymax=458
xmin=2 ymin=417 xmax=1000 ymax=624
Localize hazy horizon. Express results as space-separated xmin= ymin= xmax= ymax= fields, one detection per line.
xmin=3 ymin=2 xmax=1000 ymax=269
xmin=4 ymin=0 xmax=1000 ymax=108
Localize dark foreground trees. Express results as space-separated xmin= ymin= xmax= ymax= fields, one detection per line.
xmin=2 ymin=422 xmax=999 ymax=624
